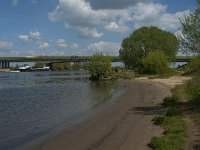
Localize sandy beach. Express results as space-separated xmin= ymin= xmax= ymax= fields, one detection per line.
xmin=26 ymin=77 xmax=190 ymax=150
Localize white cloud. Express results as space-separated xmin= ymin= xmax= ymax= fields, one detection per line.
xmin=0 ymin=41 xmax=13 ymax=50
xmin=85 ymin=41 xmax=121 ymax=55
xmin=127 ymin=3 xmax=191 ymax=30
xmin=18 ymin=35 xmax=29 ymax=42
xmin=29 ymin=31 xmax=41 ymax=41
xmin=72 ymin=26 xmax=103 ymax=38
xmin=70 ymin=43 xmax=79 ymax=49
xmin=49 ymin=0 xmax=189 ymax=38
xmin=56 ymin=38 xmax=67 ymax=48
xmin=105 ymin=22 xmax=129 ymax=33
xmin=12 ymin=0 xmax=18 ymax=6
xmin=48 ymin=0 xmax=108 ymax=38
xmin=19 ymin=31 xmax=42 ymax=42
xmin=39 ymin=42 xmax=49 ymax=49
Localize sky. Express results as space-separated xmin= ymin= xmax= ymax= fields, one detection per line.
xmin=0 ymin=0 xmax=196 ymax=56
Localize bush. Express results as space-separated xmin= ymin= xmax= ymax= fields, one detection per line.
xmin=186 ymin=76 xmax=200 ymax=105
xmin=141 ymin=51 xmax=170 ymax=75
xmin=166 ymin=107 xmax=181 ymax=116
xmin=88 ymin=54 xmax=112 ymax=80
xmin=152 ymin=115 xmax=165 ymax=125
xmin=163 ymin=95 xmax=180 ymax=107
xmin=187 ymin=56 xmax=200 ymax=74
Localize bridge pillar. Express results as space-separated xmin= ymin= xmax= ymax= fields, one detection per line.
xmin=0 ymin=61 xmax=10 ymax=68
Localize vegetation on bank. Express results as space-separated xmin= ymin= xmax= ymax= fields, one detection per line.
xmin=88 ymin=54 xmax=112 ymax=80
xmin=149 ymin=93 xmax=187 ymax=150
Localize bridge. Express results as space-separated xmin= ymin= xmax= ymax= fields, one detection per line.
xmin=0 ymin=56 xmax=190 ymax=69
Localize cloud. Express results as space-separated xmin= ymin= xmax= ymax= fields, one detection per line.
xmin=19 ymin=31 xmax=42 ymax=42
xmin=85 ymin=41 xmax=121 ymax=55
xmin=0 ymin=41 xmax=13 ymax=50
xmin=48 ymin=0 xmax=107 ymax=38
xmin=105 ymin=22 xmax=129 ymax=33
xmin=86 ymin=0 xmax=151 ymax=9
xmin=29 ymin=31 xmax=41 ymax=41
xmin=56 ymin=38 xmax=67 ymax=48
xmin=39 ymin=42 xmax=49 ymax=49
xmin=49 ymin=0 xmax=189 ymax=39
xmin=12 ymin=0 xmax=18 ymax=6
xmin=18 ymin=35 xmax=29 ymax=42
xmin=70 ymin=43 xmax=79 ymax=49
xmin=127 ymin=3 xmax=191 ymax=30
xmin=71 ymin=26 xmax=103 ymax=38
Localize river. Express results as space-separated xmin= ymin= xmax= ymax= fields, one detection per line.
xmin=0 ymin=71 xmax=124 ymax=150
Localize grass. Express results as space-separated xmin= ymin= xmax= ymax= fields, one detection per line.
xmin=149 ymin=116 xmax=186 ymax=150
xmin=149 ymin=91 xmax=187 ymax=150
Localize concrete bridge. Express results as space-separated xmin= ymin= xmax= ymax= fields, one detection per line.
xmin=0 ymin=56 xmax=190 ymax=69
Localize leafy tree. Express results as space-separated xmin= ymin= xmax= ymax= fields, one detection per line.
xmin=178 ymin=0 xmax=200 ymax=55
xmin=141 ymin=51 xmax=170 ymax=74
xmin=119 ymin=26 xmax=179 ymax=70
xmin=88 ymin=54 xmax=112 ymax=80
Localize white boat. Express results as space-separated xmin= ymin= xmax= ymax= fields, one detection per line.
xmin=18 ymin=64 xmax=50 ymax=72
xmin=18 ymin=64 xmax=32 ymax=72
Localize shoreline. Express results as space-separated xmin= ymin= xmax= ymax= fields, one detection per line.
xmin=24 ymin=77 xmax=190 ymax=150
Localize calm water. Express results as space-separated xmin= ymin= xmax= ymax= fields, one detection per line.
xmin=0 ymin=71 xmax=123 ymax=150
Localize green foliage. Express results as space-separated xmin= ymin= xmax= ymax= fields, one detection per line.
xmin=112 ymin=69 xmax=136 ymax=79
xmin=52 ymin=62 xmax=72 ymax=71
xmin=179 ymin=0 xmax=200 ymax=55
xmin=119 ymin=26 xmax=179 ymax=70
xmin=163 ymin=95 xmax=180 ymax=107
xmin=187 ymin=56 xmax=200 ymax=74
xmin=186 ymin=76 xmax=200 ymax=105
xmin=88 ymin=54 xmax=112 ymax=80
xmin=71 ymin=62 xmax=82 ymax=70
xmin=141 ymin=51 xmax=170 ymax=74
xmin=33 ymin=62 xmax=44 ymax=68
xmin=152 ymin=115 xmax=165 ymax=125
xmin=150 ymin=116 xmax=186 ymax=150
xmin=166 ymin=107 xmax=181 ymax=116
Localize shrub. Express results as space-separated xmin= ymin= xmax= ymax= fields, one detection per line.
xmin=163 ymin=95 xmax=180 ymax=107
xmin=152 ymin=115 xmax=165 ymax=125
xmin=166 ymin=107 xmax=181 ymax=116
xmin=186 ymin=76 xmax=200 ymax=106
xmin=141 ymin=51 xmax=170 ymax=75
xmin=88 ymin=54 xmax=112 ymax=80
xmin=187 ymin=56 xmax=200 ymax=74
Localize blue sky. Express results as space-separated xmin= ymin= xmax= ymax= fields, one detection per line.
xmin=0 ymin=0 xmax=196 ymax=56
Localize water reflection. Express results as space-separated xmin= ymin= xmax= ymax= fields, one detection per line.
xmin=0 ymin=71 xmax=122 ymax=150
xmin=89 ymin=81 xmax=115 ymax=105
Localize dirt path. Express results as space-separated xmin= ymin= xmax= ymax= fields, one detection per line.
xmin=27 ymin=79 xmax=171 ymax=150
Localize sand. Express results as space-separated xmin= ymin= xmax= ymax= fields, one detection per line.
xmin=26 ymin=77 xmax=190 ymax=150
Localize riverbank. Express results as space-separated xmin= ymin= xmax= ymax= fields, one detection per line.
xmin=25 ymin=77 xmax=189 ymax=150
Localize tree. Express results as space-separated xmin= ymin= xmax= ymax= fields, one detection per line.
xmin=119 ymin=26 xmax=179 ymax=70
xmin=88 ymin=54 xmax=112 ymax=80
xmin=178 ymin=0 xmax=200 ymax=55
xmin=141 ymin=51 xmax=170 ymax=74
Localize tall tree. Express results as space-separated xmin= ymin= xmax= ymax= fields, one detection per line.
xmin=119 ymin=26 xmax=178 ymax=69
xmin=178 ymin=0 xmax=200 ymax=55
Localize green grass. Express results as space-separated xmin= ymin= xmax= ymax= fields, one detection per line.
xmin=149 ymin=116 xmax=186 ymax=150
xmin=149 ymin=88 xmax=187 ymax=150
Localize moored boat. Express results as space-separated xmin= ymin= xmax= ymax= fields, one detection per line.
xmin=18 ymin=64 xmax=50 ymax=72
